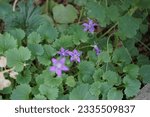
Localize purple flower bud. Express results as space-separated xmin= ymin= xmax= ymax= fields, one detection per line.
xmin=93 ymin=45 xmax=101 ymax=55
xmin=49 ymin=58 xmax=69 ymax=77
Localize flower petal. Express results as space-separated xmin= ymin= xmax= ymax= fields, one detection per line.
xmin=50 ymin=66 xmax=56 ymax=72
xmin=56 ymin=70 xmax=62 ymax=77
xmin=59 ymin=57 xmax=66 ymax=64
xmin=62 ymin=66 xmax=69 ymax=71
xmin=52 ymin=58 xmax=57 ymax=64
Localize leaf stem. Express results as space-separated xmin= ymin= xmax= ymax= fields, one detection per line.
xmin=100 ymin=23 xmax=118 ymax=38
xmin=78 ymin=7 xmax=84 ymax=23
xmin=138 ymin=40 xmax=150 ymax=51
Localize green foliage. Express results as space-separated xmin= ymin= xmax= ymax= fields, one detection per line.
xmin=69 ymin=83 xmax=97 ymax=100
xmin=37 ymin=22 xmax=58 ymax=42
xmin=118 ymin=15 xmax=141 ymax=39
xmin=66 ymin=76 xmax=76 ymax=87
xmin=0 ymin=33 xmax=17 ymax=54
xmin=112 ymin=47 xmax=131 ymax=64
xmin=39 ymin=84 xmax=59 ymax=100
xmin=37 ymin=45 xmax=57 ymax=65
xmin=78 ymin=61 xmax=95 ymax=83
xmin=107 ymin=88 xmax=123 ymax=100
xmin=123 ymin=75 xmax=141 ymax=98
xmin=0 ymin=0 xmax=149 ymax=100
xmin=139 ymin=65 xmax=150 ymax=83
xmin=52 ymin=4 xmax=78 ymax=24
xmin=123 ymin=64 xmax=139 ymax=79
xmin=10 ymin=84 xmax=31 ymax=100
xmin=86 ymin=1 xmax=106 ymax=27
xmin=6 ymin=47 xmax=31 ymax=72
xmin=103 ymin=70 xmax=121 ymax=86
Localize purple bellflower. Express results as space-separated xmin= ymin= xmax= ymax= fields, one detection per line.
xmin=50 ymin=58 xmax=69 ymax=77
xmin=82 ymin=19 xmax=97 ymax=33
xmin=57 ymin=48 xmax=70 ymax=57
xmin=69 ymin=49 xmax=81 ymax=63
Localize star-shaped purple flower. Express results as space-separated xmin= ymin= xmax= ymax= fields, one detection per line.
xmin=93 ymin=45 xmax=101 ymax=55
xmin=69 ymin=49 xmax=81 ymax=63
xmin=82 ymin=19 xmax=97 ymax=33
xmin=57 ymin=48 xmax=70 ymax=57
xmin=49 ymin=58 xmax=69 ymax=77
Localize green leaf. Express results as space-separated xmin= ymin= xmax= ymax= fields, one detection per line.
xmin=52 ymin=4 xmax=78 ymax=24
xmin=98 ymin=51 xmax=110 ymax=63
xmin=69 ymin=83 xmax=97 ymax=100
xmin=10 ymin=84 xmax=31 ymax=100
xmin=16 ymin=70 xmax=31 ymax=84
xmin=39 ymin=85 xmax=59 ymax=100
xmin=135 ymin=0 xmax=150 ymax=8
xmin=139 ymin=65 xmax=150 ymax=83
xmin=124 ymin=39 xmax=139 ymax=56
xmin=78 ymin=61 xmax=95 ymax=83
xmin=106 ymin=5 xmax=120 ymax=22
xmin=36 ymin=69 xmax=52 ymax=85
xmin=103 ymin=70 xmax=121 ymax=85
xmin=37 ymin=23 xmax=58 ymax=42
xmin=118 ymin=15 xmax=141 ymax=38
xmin=33 ymin=94 xmax=47 ymax=100
xmin=52 ymin=35 xmax=75 ymax=49
xmin=112 ymin=47 xmax=131 ymax=64
xmin=28 ymin=32 xmax=42 ymax=44
xmin=123 ymin=64 xmax=139 ymax=79
xmin=107 ymin=88 xmax=123 ymax=100
xmin=87 ymin=2 xmax=106 ymax=27
xmin=28 ymin=44 xmax=44 ymax=56
xmin=0 ymin=33 xmax=17 ymax=54
xmin=89 ymin=82 xmax=101 ymax=97
xmin=99 ymin=82 xmax=113 ymax=99
xmin=87 ymin=51 xmax=97 ymax=63
xmin=66 ymin=76 xmax=76 ymax=87
xmin=93 ymin=68 xmax=104 ymax=81
xmin=67 ymin=24 xmax=89 ymax=44
xmin=8 ymin=28 xmax=25 ymax=41
xmin=44 ymin=77 xmax=63 ymax=88
xmin=137 ymin=55 xmax=150 ymax=65
xmin=0 ymin=2 xmax=12 ymax=18
xmin=123 ymin=75 xmax=141 ymax=97
xmin=37 ymin=45 xmax=57 ymax=65
xmin=74 ymin=0 xmax=88 ymax=6
xmin=6 ymin=47 xmax=31 ymax=72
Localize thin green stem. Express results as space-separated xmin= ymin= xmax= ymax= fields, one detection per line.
xmin=78 ymin=7 xmax=84 ymax=23
xmin=100 ymin=23 xmax=118 ymax=38
xmin=138 ymin=40 xmax=150 ymax=51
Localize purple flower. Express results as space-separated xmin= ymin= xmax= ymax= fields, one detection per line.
xmin=82 ymin=19 xmax=97 ymax=33
xmin=50 ymin=58 xmax=69 ymax=77
xmin=57 ymin=48 xmax=70 ymax=57
xmin=93 ymin=45 xmax=101 ymax=55
xmin=69 ymin=49 xmax=81 ymax=63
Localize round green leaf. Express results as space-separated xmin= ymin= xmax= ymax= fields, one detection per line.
xmin=52 ymin=4 xmax=78 ymax=23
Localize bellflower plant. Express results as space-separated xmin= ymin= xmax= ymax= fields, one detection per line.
xmin=50 ymin=58 xmax=69 ymax=77
xmin=82 ymin=19 xmax=97 ymax=33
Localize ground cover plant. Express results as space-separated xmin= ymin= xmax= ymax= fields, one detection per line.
xmin=0 ymin=0 xmax=150 ymax=100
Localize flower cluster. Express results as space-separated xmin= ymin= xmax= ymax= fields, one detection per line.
xmin=0 ymin=56 xmax=18 ymax=90
xmin=50 ymin=48 xmax=82 ymax=77
xmin=49 ymin=18 xmax=100 ymax=77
